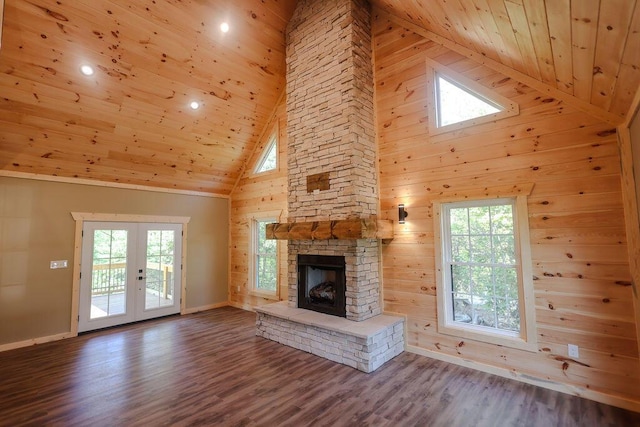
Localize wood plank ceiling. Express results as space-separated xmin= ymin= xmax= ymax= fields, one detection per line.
xmin=0 ymin=0 xmax=296 ymax=194
xmin=1 ymin=0 xmax=639 ymax=194
xmin=371 ymin=0 xmax=640 ymax=121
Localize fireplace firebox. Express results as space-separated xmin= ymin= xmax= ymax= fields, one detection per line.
xmin=297 ymin=254 xmax=346 ymax=317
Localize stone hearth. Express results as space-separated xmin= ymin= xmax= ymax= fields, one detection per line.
xmin=256 ymin=302 xmax=404 ymax=373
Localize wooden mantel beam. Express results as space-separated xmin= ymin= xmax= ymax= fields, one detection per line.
xmin=266 ymin=218 xmax=394 ymax=240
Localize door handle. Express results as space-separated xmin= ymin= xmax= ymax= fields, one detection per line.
xmin=138 ymin=276 xmax=146 ymax=280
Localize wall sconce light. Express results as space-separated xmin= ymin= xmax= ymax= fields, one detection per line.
xmin=398 ymin=204 xmax=408 ymax=224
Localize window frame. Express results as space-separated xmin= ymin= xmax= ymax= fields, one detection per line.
xmin=433 ymin=192 xmax=537 ymax=352
xmin=249 ymin=215 xmax=279 ymax=299
xmin=253 ymin=131 xmax=278 ymax=175
xmin=426 ymin=58 xmax=519 ymax=137
xmin=435 ymin=73 xmax=502 ymax=128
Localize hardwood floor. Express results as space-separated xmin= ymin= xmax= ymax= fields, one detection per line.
xmin=1 ymin=307 xmax=638 ymax=427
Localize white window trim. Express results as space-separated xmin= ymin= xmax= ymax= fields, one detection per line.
xmin=249 ymin=214 xmax=279 ymax=300
xmin=253 ymin=129 xmax=278 ymax=175
xmin=426 ymin=58 xmax=519 ymax=137
xmin=433 ymin=191 xmax=537 ymax=352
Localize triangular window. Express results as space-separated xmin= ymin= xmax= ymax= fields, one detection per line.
xmin=427 ymin=59 xmax=519 ymax=136
xmin=254 ymin=134 xmax=277 ymax=174
xmin=436 ymin=74 xmax=501 ymax=127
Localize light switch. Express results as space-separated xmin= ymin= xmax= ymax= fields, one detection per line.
xmin=50 ymin=260 xmax=68 ymax=269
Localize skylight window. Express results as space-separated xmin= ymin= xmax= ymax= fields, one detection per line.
xmin=436 ymin=74 xmax=501 ymax=127
xmin=254 ymin=134 xmax=277 ymax=174
xmin=426 ymin=59 xmax=519 ymax=136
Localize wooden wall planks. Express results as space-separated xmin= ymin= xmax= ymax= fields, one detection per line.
xmin=619 ymin=107 xmax=640 ymax=368
xmin=371 ymin=0 xmax=640 ymax=122
xmin=372 ymin=13 xmax=640 ymax=408
xmin=220 ymin=1 xmax=640 ymax=409
xmin=228 ymin=96 xmax=288 ymax=310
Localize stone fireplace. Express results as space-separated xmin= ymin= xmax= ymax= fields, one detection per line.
xmin=291 ymin=239 xmax=382 ymax=321
xmin=255 ymin=0 xmax=404 ymax=373
xmin=298 ymin=254 xmax=346 ymax=317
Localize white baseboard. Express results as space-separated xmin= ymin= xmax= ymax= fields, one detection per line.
xmin=0 ymin=332 xmax=75 ymax=353
xmin=227 ymin=301 xmax=257 ymax=312
xmin=1 ymin=303 xmax=231 ymax=352
xmin=406 ymin=345 xmax=640 ymax=413
xmin=182 ymin=301 xmax=229 ymax=314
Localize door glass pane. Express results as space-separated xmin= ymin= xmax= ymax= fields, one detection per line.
xmin=91 ymin=229 xmax=128 ymax=319
xmin=145 ymin=230 xmax=176 ymax=309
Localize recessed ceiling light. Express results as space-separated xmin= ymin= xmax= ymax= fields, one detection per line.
xmin=189 ymin=101 xmax=200 ymax=110
xmin=80 ymin=65 xmax=94 ymax=76
xmin=220 ymin=22 xmax=229 ymax=33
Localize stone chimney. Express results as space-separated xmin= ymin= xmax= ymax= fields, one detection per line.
xmin=285 ymin=0 xmax=381 ymax=322
xmin=256 ymin=0 xmax=404 ymax=372
xmin=286 ymin=0 xmax=377 ymax=222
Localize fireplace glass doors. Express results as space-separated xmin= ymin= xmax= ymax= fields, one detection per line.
xmin=297 ymin=254 xmax=346 ymax=317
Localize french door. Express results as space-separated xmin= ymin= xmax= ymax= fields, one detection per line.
xmin=78 ymin=222 xmax=182 ymax=332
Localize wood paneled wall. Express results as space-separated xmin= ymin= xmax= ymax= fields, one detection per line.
xmin=373 ymin=13 xmax=640 ymax=408
xmin=371 ymin=0 xmax=640 ymax=123
xmin=621 ymin=107 xmax=640 ymax=360
xmin=229 ymin=96 xmax=288 ymax=310
xmin=227 ymin=8 xmax=639 ymax=409
xmin=0 ymin=0 xmax=4 ymax=50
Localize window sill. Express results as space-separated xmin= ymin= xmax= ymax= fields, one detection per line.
xmin=251 ymin=168 xmax=279 ymax=178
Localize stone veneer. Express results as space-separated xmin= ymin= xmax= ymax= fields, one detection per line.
xmin=286 ymin=0 xmax=381 ymax=322
xmin=287 ymin=0 xmax=377 ymax=222
xmin=256 ymin=302 xmax=404 ymax=373
xmin=256 ymin=0 xmax=404 ymax=373
xmin=288 ymin=239 xmax=381 ymax=321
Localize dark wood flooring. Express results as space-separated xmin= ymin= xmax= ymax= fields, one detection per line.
xmin=1 ymin=307 xmax=639 ymax=427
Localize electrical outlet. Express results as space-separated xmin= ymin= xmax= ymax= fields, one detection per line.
xmin=50 ymin=260 xmax=68 ymax=269
xmin=568 ymin=344 xmax=579 ymax=358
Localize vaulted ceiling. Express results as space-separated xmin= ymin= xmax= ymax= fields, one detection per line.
xmin=0 ymin=0 xmax=296 ymax=194
xmin=1 ymin=0 xmax=639 ymax=195
xmin=373 ymin=0 xmax=640 ymax=120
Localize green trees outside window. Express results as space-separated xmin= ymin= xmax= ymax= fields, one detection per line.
xmin=445 ymin=200 xmax=521 ymax=333
xmin=255 ymin=219 xmax=277 ymax=292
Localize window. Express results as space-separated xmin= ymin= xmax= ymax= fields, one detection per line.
xmin=435 ymin=74 xmax=501 ymax=127
xmin=254 ymin=134 xmax=277 ymax=174
xmin=434 ymin=195 xmax=536 ymax=351
xmin=251 ymin=217 xmax=278 ymax=296
xmin=426 ymin=58 xmax=519 ymax=136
